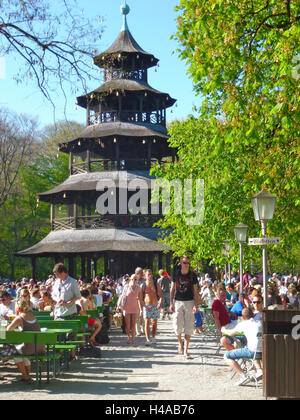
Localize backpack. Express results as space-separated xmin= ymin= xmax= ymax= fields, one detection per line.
xmin=79 ymin=345 xmax=102 ymax=358
xmin=94 ymin=321 xmax=110 ymax=344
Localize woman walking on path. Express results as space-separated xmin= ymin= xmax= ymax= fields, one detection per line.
xmin=119 ymin=275 xmax=143 ymax=346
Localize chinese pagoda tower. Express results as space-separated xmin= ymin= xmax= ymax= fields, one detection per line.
xmin=17 ymin=3 xmax=176 ymax=279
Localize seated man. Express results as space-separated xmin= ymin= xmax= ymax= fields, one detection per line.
xmin=222 ymin=307 xmax=263 ymax=386
xmin=30 ymin=288 xmax=41 ymax=310
xmin=230 ymin=293 xmax=248 ymax=317
xmin=226 ymin=283 xmax=239 ymax=308
xmin=0 ymin=291 xmax=15 ymax=320
xmin=212 ymin=286 xmax=237 ymax=351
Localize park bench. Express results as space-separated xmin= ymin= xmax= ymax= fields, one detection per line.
xmin=0 ymin=330 xmax=62 ymax=386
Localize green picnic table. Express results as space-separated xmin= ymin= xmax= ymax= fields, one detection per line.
xmin=0 ymin=330 xmax=61 ymax=386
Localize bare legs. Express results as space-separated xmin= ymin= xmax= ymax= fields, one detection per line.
xmin=176 ymin=334 xmax=191 ymax=357
xmin=220 ymin=336 xmax=235 ymax=351
xmin=224 ymin=357 xmax=262 ymax=376
xmin=15 ymin=360 xmax=31 ymax=382
xmin=145 ymin=319 xmax=158 ymax=342
xmin=124 ymin=314 xmax=138 ymax=345
xmin=88 ymin=319 xmax=102 ymax=346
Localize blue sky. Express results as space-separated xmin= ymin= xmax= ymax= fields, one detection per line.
xmin=0 ymin=0 xmax=201 ymax=129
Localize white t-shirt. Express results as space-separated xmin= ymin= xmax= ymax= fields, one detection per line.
xmin=201 ymin=287 xmax=212 ymax=299
xmin=31 ymin=297 xmax=41 ymax=310
xmin=234 ymin=318 xmax=262 ymax=353
xmin=279 ymin=286 xmax=288 ymax=295
xmin=0 ymin=302 xmax=15 ymax=318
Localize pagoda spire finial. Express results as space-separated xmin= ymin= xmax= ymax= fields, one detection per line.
xmin=121 ymin=2 xmax=130 ymax=32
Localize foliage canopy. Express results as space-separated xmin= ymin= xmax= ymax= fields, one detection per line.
xmin=153 ymin=0 xmax=300 ymax=273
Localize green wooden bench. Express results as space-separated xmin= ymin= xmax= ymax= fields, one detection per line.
xmin=32 ymin=311 xmax=52 ymax=317
xmin=86 ymin=309 xmax=98 ymax=319
xmin=97 ymin=305 xmax=105 ymax=313
xmin=37 ymin=320 xmax=86 ymax=354
xmin=0 ymin=331 xmax=62 ymax=386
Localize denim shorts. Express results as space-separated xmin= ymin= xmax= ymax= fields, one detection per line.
xmin=225 ymin=347 xmax=262 ymax=360
xmin=224 ymin=336 xmax=235 ymax=345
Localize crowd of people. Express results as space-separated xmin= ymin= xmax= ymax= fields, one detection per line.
xmin=0 ymin=262 xmax=299 ymax=385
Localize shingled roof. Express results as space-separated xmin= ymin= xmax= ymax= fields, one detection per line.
xmin=60 ymin=122 xmax=169 ymax=152
xmin=38 ymin=170 xmax=155 ymax=202
xmin=77 ymin=79 xmax=176 ymax=109
xmin=16 ymin=228 xmax=170 ymax=257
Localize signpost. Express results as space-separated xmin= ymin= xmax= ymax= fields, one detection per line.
xmin=248 ymin=237 xmax=281 ymax=246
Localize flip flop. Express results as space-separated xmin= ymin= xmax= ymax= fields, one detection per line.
xmin=178 ymin=346 xmax=184 ymax=355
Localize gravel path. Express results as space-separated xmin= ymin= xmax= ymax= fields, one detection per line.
xmin=0 ymin=319 xmax=265 ymax=400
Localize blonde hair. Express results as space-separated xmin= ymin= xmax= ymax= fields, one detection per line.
xmin=158 ymin=269 xmax=164 ymax=277
xmin=17 ymin=299 xmax=31 ymax=313
xmin=288 ymin=285 xmax=297 ymax=295
xmin=19 ymin=288 xmax=30 ymax=298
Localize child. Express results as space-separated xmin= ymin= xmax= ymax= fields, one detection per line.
xmin=194 ymin=310 xmax=204 ymax=334
xmin=78 ymin=288 xmax=102 ymax=347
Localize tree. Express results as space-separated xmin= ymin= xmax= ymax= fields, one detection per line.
xmin=0 ymin=117 xmax=80 ymax=280
xmin=0 ymin=108 xmax=37 ymax=208
xmin=153 ymin=0 xmax=300 ymax=272
xmin=0 ymin=0 xmax=105 ymax=104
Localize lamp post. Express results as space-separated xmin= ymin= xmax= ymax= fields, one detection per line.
xmin=234 ymin=223 xmax=249 ymax=295
xmin=251 ymin=189 xmax=277 ymax=308
xmin=223 ymin=240 xmax=232 ymax=284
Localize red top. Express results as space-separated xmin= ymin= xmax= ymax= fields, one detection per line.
xmin=212 ymin=299 xmax=231 ymax=327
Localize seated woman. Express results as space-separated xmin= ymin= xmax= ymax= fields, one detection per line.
xmin=38 ymin=291 xmax=55 ymax=311
xmin=18 ymin=288 xmax=34 ymax=311
xmin=7 ymin=299 xmax=45 ymax=384
xmin=77 ymin=288 xmax=102 ymax=347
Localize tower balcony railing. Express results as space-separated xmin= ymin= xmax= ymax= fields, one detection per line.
xmin=71 ymin=158 xmax=166 ymax=175
xmin=88 ymin=110 xmax=165 ymax=126
xmin=104 ymin=69 xmax=147 ymax=83
xmin=52 ymin=214 xmax=161 ymax=231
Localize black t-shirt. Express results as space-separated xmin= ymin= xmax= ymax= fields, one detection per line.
xmin=172 ymin=271 xmax=198 ymax=301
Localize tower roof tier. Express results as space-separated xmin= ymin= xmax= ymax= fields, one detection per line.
xmin=94 ymin=3 xmax=158 ymax=71
xmin=16 ymin=228 xmax=170 ymax=257
xmin=77 ymin=79 xmax=176 ymax=109
xmin=38 ymin=170 xmax=155 ymax=203
xmin=94 ymin=30 xmax=159 ymax=71
xmin=60 ymin=121 xmax=169 ymax=153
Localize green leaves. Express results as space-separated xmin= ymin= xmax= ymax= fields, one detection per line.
xmin=0 ymin=119 xmax=81 ymax=280
xmin=157 ymin=0 xmax=300 ymax=272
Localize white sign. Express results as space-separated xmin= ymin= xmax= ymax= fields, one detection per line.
xmin=248 ymin=237 xmax=281 ymax=246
